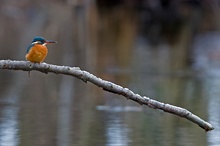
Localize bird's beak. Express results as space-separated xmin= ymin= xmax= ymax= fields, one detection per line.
xmin=45 ymin=40 xmax=57 ymax=44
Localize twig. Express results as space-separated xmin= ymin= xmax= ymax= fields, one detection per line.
xmin=0 ymin=60 xmax=214 ymax=131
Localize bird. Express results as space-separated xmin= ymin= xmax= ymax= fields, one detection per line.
xmin=25 ymin=36 xmax=57 ymax=63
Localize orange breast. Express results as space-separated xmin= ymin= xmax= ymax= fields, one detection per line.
xmin=25 ymin=44 xmax=48 ymax=63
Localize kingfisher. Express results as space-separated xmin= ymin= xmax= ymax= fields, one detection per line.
xmin=25 ymin=36 xmax=57 ymax=63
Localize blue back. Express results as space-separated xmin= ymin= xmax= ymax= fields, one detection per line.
xmin=26 ymin=44 xmax=34 ymax=53
xmin=26 ymin=36 xmax=46 ymax=53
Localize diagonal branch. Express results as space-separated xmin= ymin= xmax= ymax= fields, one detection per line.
xmin=0 ymin=60 xmax=214 ymax=131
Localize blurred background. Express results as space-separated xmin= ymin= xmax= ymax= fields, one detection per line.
xmin=0 ymin=0 xmax=220 ymax=145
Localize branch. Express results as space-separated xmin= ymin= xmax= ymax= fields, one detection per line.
xmin=0 ymin=60 xmax=214 ymax=131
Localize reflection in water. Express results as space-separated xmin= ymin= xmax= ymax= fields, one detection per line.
xmin=206 ymin=78 xmax=220 ymax=145
xmin=57 ymin=77 xmax=74 ymax=146
xmin=193 ymin=33 xmax=220 ymax=146
xmin=96 ymin=105 xmax=142 ymax=112
xmin=0 ymin=106 xmax=18 ymax=146
xmin=106 ymin=113 xmax=129 ymax=146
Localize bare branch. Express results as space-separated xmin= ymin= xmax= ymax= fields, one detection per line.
xmin=0 ymin=60 xmax=214 ymax=131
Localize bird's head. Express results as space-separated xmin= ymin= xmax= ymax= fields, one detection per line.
xmin=31 ymin=36 xmax=57 ymax=45
xmin=26 ymin=36 xmax=57 ymax=53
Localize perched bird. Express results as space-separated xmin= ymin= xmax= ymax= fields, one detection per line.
xmin=25 ymin=36 xmax=57 ymax=63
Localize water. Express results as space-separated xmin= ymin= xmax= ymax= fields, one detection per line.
xmin=0 ymin=70 xmax=218 ymax=146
